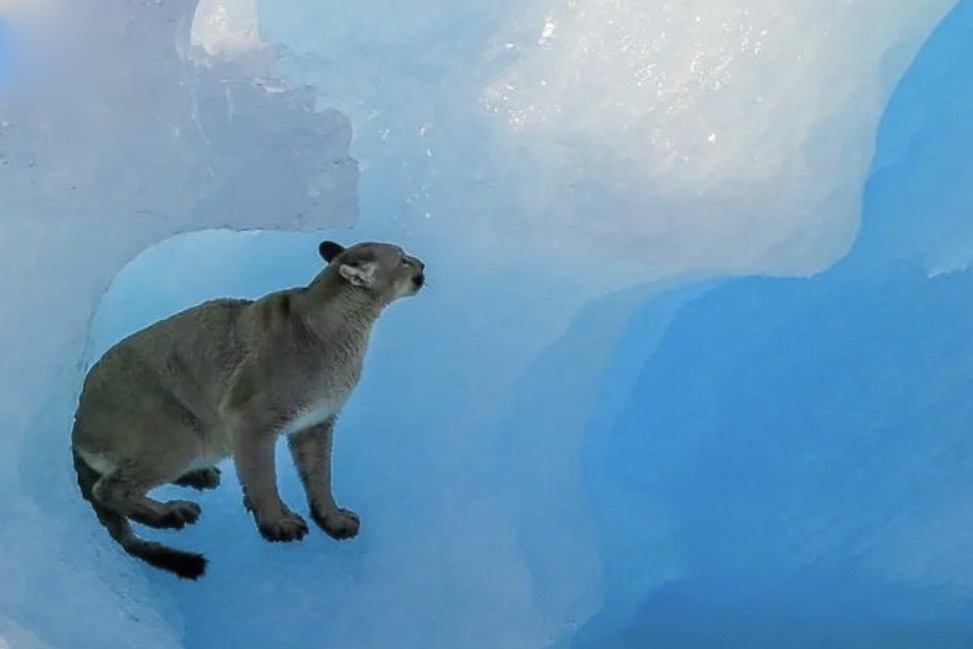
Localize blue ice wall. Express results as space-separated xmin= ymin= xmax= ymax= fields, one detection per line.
xmin=576 ymin=0 xmax=973 ymax=646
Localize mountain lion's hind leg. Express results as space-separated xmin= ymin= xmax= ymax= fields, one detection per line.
xmin=92 ymin=461 xmax=201 ymax=529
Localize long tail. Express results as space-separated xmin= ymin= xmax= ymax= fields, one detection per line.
xmin=72 ymin=449 xmax=207 ymax=580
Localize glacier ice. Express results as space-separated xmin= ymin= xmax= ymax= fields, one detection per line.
xmin=576 ymin=3 xmax=973 ymax=644
xmin=262 ymin=0 xmax=952 ymax=282
xmin=1 ymin=0 xmax=971 ymax=647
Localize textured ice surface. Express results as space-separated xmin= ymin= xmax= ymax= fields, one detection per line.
xmin=579 ymin=3 xmax=973 ymax=645
xmin=0 ymin=0 xmax=970 ymax=648
xmin=263 ymin=0 xmax=953 ymax=281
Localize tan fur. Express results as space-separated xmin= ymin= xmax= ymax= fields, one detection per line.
xmin=72 ymin=240 xmax=425 ymax=579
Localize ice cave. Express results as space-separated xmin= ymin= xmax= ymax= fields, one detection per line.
xmin=1 ymin=0 xmax=972 ymax=647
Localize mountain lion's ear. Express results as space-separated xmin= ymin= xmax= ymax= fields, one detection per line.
xmin=319 ymin=241 xmax=345 ymax=263
xmin=338 ymin=261 xmax=377 ymax=288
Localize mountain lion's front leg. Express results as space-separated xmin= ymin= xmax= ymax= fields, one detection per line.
xmin=288 ymin=416 xmax=360 ymax=540
xmin=233 ymin=416 xmax=309 ymax=542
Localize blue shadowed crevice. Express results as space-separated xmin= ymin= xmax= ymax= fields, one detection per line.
xmin=577 ymin=0 xmax=973 ymax=646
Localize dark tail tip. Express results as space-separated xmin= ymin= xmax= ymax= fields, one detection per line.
xmin=128 ymin=540 xmax=207 ymax=580
xmin=72 ymin=447 xmax=208 ymax=580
